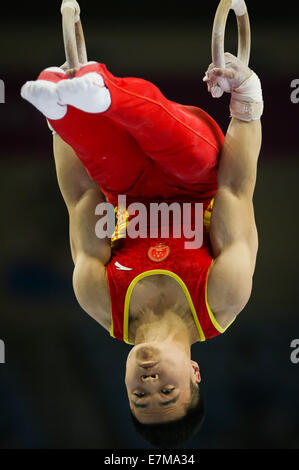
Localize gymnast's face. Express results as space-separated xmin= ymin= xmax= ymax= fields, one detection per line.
xmin=125 ymin=343 xmax=201 ymax=423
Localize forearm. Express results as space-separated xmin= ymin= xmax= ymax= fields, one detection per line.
xmin=53 ymin=133 xmax=111 ymax=264
xmin=211 ymin=118 xmax=260 ymax=257
xmin=203 ymin=53 xmax=263 ymax=199
xmin=53 ymin=133 xmax=99 ymax=208
xmin=204 ymin=54 xmax=263 ymax=313
xmin=218 ymin=118 xmax=262 ymax=199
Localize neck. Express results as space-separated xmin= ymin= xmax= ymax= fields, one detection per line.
xmin=132 ymin=308 xmax=198 ymax=350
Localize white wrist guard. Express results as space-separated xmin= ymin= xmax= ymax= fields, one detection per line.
xmin=61 ymin=1 xmax=81 ymax=23
xmin=230 ymin=72 xmax=264 ymax=121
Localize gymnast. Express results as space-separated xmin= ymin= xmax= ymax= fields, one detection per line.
xmin=20 ymin=1 xmax=263 ymax=447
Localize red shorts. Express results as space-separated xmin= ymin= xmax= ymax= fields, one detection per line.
xmin=42 ymin=62 xmax=225 ymax=206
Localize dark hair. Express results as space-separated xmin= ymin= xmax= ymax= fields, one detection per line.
xmin=129 ymin=381 xmax=205 ymax=448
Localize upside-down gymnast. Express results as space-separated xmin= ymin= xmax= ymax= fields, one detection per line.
xmin=21 ymin=31 xmax=263 ymax=446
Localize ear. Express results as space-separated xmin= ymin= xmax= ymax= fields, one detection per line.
xmin=190 ymin=360 xmax=201 ymax=383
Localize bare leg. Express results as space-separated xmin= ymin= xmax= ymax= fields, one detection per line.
xmin=21 ymin=67 xmax=151 ymax=204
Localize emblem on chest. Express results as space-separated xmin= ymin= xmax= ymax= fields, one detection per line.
xmin=147 ymin=243 xmax=170 ymax=262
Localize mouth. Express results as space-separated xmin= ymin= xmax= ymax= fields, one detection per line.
xmin=139 ymin=362 xmax=158 ymax=369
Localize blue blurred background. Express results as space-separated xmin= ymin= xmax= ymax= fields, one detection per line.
xmin=0 ymin=0 xmax=299 ymax=449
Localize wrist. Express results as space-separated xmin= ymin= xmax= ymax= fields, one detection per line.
xmin=230 ymin=72 xmax=263 ymax=121
xmin=230 ymin=100 xmax=264 ymax=122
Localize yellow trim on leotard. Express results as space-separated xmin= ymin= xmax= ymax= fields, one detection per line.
xmin=119 ymin=270 xmax=206 ymax=345
xmin=203 ymin=198 xmax=214 ymax=232
xmin=110 ymin=198 xmax=235 ymax=341
xmin=110 ymin=317 xmax=114 ymax=339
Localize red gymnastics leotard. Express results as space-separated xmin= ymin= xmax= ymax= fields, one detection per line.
xmin=38 ymin=62 xmax=235 ymax=343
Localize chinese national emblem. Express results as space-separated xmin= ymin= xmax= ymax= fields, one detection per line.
xmin=148 ymin=243 xmax=170 ymax=262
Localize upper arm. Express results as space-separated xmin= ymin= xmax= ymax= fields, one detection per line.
xmin=207 ymin=241 xmax=256 ymax=320
xmin=210 ymin=185 xmax=258 ymax=259
xmin=72 ymin=252 xmax=111 ymax=323
xmin=208 ymin=190 xmax=258 ymax=320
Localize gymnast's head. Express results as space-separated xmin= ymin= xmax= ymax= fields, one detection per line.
xmin=125 ymin=341 xmax=205 ymax=447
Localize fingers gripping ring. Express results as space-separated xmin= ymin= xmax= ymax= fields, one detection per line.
xmin=61 ymin=0 xmax=88 ymax=71
xmin=211 ymin=0 xmax=251 ymax=96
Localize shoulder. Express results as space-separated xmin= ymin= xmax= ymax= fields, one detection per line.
xmin=72 ymin=253 xmax=112 ymax=330
xmin=206 ymin=242 xmax=255 ymax=327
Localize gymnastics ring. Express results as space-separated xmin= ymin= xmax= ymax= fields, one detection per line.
xmin=61 ymin=0 xmax=88 ymax=72
xmin=212 ymin=0 xmax=251 ymax=95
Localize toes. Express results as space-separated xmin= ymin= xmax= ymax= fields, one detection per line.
xmin=21 ymin=80 xmax=55 ymax=102
xmin=57 ymin=73 xmax=106 ymax=102
xmin=20 ymin=81 xmax=33 ymax=101
xmin=20 ymin=80 xmax=67 ymax=120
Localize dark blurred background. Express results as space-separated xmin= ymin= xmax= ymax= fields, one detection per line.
xmin=0 ymin=0 xmax=299 ymax=449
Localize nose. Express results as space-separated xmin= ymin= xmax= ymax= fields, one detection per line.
xmin=141 ymin=374 xmax=159 ymax=382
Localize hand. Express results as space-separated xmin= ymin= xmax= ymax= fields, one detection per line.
xmin=60 ymin=61 xmax=81 ymax=78
xmin=203 ymin=52 xmax=252 ymax=98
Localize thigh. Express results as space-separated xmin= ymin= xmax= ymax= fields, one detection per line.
xmin=76 ymin=63 xmax=224 ymax=185
xmin=39 ymin=69 xmax=151 ymax=200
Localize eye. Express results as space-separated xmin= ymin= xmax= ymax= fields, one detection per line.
xmin=161 ymin=388 xmax=175 ymax=395
xmin=134 ymin=392 xmax=146 ymax=398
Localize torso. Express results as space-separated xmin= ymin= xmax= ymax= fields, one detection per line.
xmin=127 ymin=274 xmax=201 ymax=343
xmin=96 ymin=269 xmax=235 ymax=343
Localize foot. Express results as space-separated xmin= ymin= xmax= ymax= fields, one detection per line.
xmin=56 ymin=72 xmax=111 ymax=113
xmin=21 ymin=80 xmax=67 ymax=120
